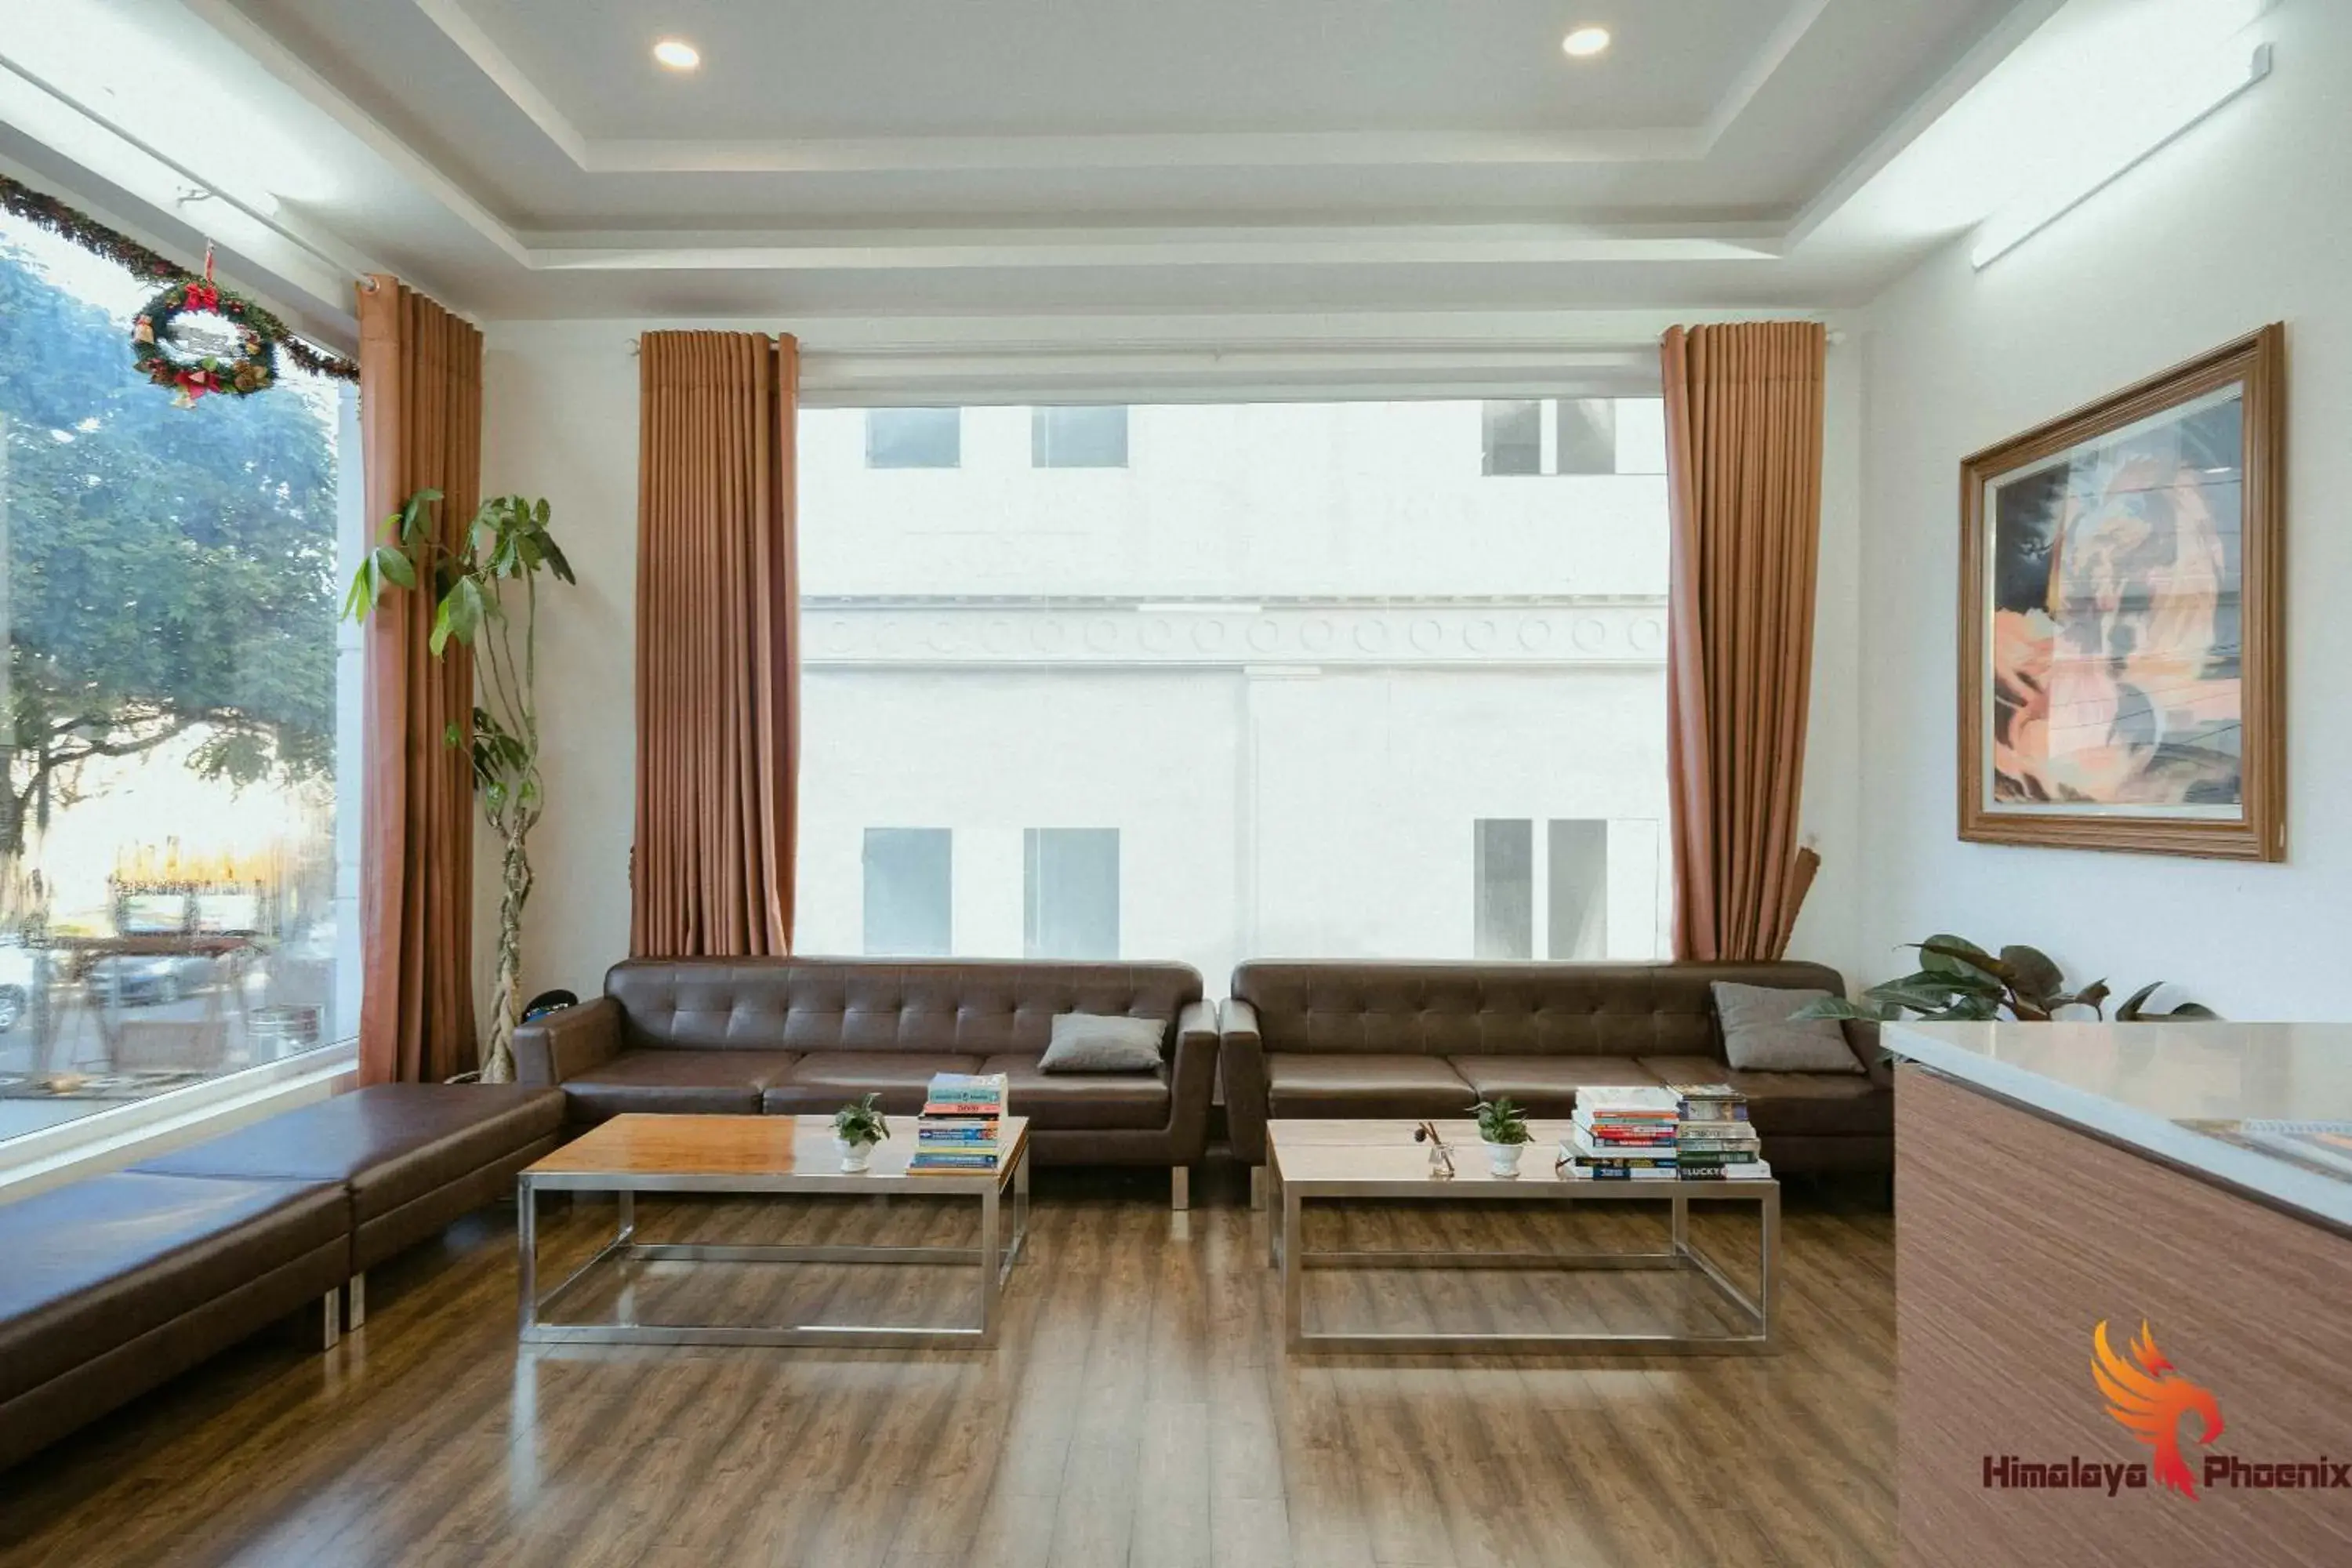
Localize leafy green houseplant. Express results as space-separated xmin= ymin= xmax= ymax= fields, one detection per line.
xmin=1474 ymin=1095 xmax=1533 ymax=1177
xmin=833 ymin=1094 xmax=890 ymax=1171
xmin=1795 ymin=935 xmax=2215 ymax=1025
xmin=345 ymin=488 xmax=575 ymax=1083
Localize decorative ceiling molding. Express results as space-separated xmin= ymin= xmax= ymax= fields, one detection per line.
xmin=414 ymin=0 xmax=1823 ymax=177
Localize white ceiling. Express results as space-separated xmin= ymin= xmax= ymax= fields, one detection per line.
xmin=0 ymin=0 xmax=2287 ymax=325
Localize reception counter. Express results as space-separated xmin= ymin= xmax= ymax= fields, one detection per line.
xmin=1883 ymin=1022 xmax=2352 ymax=1568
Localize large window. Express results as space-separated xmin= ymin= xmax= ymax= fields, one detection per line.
xmin=0 ymin=209 xmax=358 ymax=1149
xmin=797 ymin=399 xmax=1672 ymax=985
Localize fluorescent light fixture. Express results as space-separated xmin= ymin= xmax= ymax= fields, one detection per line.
xmin=1971 ymin=42 xmax=2272 ymax=268
xmin=652 ymin=38 xmax=701 ymax=71
xmin=1136 ymin=602 xmax=1263 ymax=615
xmin=1561 ymin=27 xmax=1612 ymax=59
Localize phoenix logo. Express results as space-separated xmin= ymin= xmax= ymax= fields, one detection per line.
xmin=2092 ymin=1319 xmax=2225 ymax=1498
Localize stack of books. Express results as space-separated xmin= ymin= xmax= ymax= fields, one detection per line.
xmin=908 ymin=1072 xmax=1010 ymax=1174
xmin=1560 ymin=1085 xmax=1682 ymax=1179
xmin=1667 ymin=1082 xmax=1770 ymax=1181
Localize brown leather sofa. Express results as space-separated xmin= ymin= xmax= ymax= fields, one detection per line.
xmin=1 ymin=1083 xmax=564 ymax=1473
xmin=1220 ymin=960 xmax=1889 ymax=1189
xmin=514 ymin=957 xmax=1217 ymax=1204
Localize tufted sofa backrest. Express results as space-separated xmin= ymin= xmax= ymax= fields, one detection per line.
xmin=604 ymin=957 xmax=1204 ymax=1055
xmin=1229 ymin=960 xmax=1846 ymax=1060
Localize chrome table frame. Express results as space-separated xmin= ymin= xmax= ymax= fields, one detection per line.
xmin=517 ymin=1142 xmax=1030 ymax=1349
xmin=1269 ymin=1158 xmax=1778 ymax=1356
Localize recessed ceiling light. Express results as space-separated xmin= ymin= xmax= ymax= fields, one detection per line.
xmin=1562 ymin=26 xmax=1612 ymax=59
xmin=652 ymin=38 xmax=700 ymax=71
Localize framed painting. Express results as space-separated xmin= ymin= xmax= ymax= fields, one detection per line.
xmin=1958 ymin=324 xmax=2285 ymax=860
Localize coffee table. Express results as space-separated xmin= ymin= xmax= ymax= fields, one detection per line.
xmin=517 ymin=1113 xmax=1029 ymax=1348
xmin=1268 ymin=1119 xmax=1777 ymax=1355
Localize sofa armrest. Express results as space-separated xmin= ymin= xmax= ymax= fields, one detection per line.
xmin=1218 ymin=998 xmax=1269 ymax=1164
xmin=1841 ymin=1017 xmax=1893 ymax=1086
xmin=514 ymin=996 xmax=622 ymax=1087
xmin=1163 ymin=1000 xmax=1220 ymax=1162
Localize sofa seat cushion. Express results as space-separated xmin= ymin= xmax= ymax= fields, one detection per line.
xmin=1637 ymin=1055 xmax=1892 ymax=1138
xmin=976 ymin=1054 xmax=1168 ymax=1131
xmin=131 ymin=1083 xmax=564 ymax=1225
xmin=0 ymin=1172 xmax=345 ymax=1403
xmin=1265 ymin=1053 xmax=1475 ymax=1121
xmin=564 ymin=1049 xmax=801 ymax=1120
xmin=762 ymin=1052 xmax=985 ymax=1116
xmin=1446 ymin=1055 xmax=1663 ymax=1115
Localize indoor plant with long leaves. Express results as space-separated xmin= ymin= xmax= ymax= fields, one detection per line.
xmin=345 ymin=488 xmax=575 ymax=1082
xmin=1795 ymin=935 xmax=2215 ymax=1025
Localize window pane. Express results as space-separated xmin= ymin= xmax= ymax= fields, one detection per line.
xmin=1472 ymin=819 xmax=1534 ymax=960
xmin=1545 ymin=819 xmax=1609 ymax=960
xmin=1 ymin=209 xmax=357 ymax=1148
xmin=1032 ymin=406 xmax=1128 ymax=468
xmin=796 ymin=401 xmax=1673 ymax=977
xmin=1481 ymin=399 xmax=1541 ymax=476
xmin=866 ymin=407 xmax=960 ymax=469
xmin=1555 ymin=398 xmax=1618 ymax=475
xmin=862 ymin=829 xmax=952 ymax=955
xmin=1023 ymin=828 xmax=1119 ymax=958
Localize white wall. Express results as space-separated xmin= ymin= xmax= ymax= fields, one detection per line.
xmin=1849 ymin=0 xmax=2346 ymax=1018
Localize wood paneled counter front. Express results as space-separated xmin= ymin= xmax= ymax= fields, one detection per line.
xmin=1884 ymin=1022 xmax=2352 ymax=1568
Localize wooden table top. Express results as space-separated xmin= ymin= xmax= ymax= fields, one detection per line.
xmin=1267 ymin=1118 xmax=1774 ymax=1192
xmin=527 ymin=1114 xmax=1029 ymax=1182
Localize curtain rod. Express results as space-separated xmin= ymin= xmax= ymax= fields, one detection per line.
xmin=0 ymin=50 xmax=379 ymax=291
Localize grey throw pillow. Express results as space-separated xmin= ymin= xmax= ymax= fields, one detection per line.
xmin=1039 ymin=1012 xmax=1166 ymax=1073
xmin=1711 ymin=982 xmax=1864 ymax=1073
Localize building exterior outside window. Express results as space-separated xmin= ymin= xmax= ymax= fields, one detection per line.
xmin=799 ymin=399 xmax=1673 ymax=987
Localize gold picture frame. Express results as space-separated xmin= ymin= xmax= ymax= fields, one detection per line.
xmin=1958 ymin=324 xmax=2285 ymax=860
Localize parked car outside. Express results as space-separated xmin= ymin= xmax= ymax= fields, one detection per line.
xmin=85 ymin=952 xmax=218 ymax=1007
xmin=0 ymin=942 xmax=31 ymax=1033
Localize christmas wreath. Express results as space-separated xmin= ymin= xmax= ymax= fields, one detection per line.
xmin=131 ymin=269 xmax=280 ymax=407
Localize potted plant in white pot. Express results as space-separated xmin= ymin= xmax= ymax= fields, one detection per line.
xmin=833 ymin=1094 xmax=889 ymax=1173
xmin=1474 ymin=1095 xmax=1532 ymax=1178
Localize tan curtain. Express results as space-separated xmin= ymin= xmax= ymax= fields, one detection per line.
xmin=1661 ymin=321 xmax=1827 ymax=962
xmin=358 ymin=277 xmax=482 ymax=1083
xmin=632 ymin=332 xmax=800 ymax=956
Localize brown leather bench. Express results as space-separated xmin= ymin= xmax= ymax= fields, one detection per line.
xmin=515 ymin=957 xmax=1217 ymax=1207
xmin=1219 ymin=960 xmax=1889 ymax=1200
xmin=0 ymin=1172 xmax=347 ymax=1473
xmin=131 ymin=1083 xmax=564 ymax=1327
xmin=1 ymin=1083 xmax=565 ymax=1473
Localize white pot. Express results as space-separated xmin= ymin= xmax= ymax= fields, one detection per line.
xmin=835 ymin=1137 xmax=876 ymax=1173
xmin=1483 ymin=1140 xmax=1526 ymax=1178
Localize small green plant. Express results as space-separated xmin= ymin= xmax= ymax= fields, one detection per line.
xmin=1795 ymin=934 xmax=2216 ymax=1025
xmin=1473 ymin=1096 xmax=1531 ymax=1146
xmin=833 ymin=1094 xmax=890 ymax=1146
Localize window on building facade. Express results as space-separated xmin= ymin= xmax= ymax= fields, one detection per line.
xmin=1482 ymin=399 xmax=1543 ymax=476
xmin=1 ymin=208 xmax=361 ymax=1153
xmin=1472 ymin=819 xmax=1534 ymax=960
xmin=862 ymin=828 xmax=953 ymax=956
xmin=865 ymin=407 xmax=961 ymax=469
xmin=1024 ymin=828 xmax=1120 ymax=958
xmin=797 ymin=398 xmax=1673 ymax=984
xmin=1481 ymin=397 xmax=1666 ymax=476
xmin=1032 ymin=405 xmax=1129 ymax=468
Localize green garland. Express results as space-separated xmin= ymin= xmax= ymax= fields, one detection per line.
xmin=1 ymin=171 xmax=359 ymax=383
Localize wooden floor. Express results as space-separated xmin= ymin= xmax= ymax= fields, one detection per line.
xmin=0 ymin=1169 xmax=1895 ymax=1568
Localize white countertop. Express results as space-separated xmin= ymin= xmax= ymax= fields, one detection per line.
xmin=1882 ymin=1021 xmax=2352 ymax=1232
